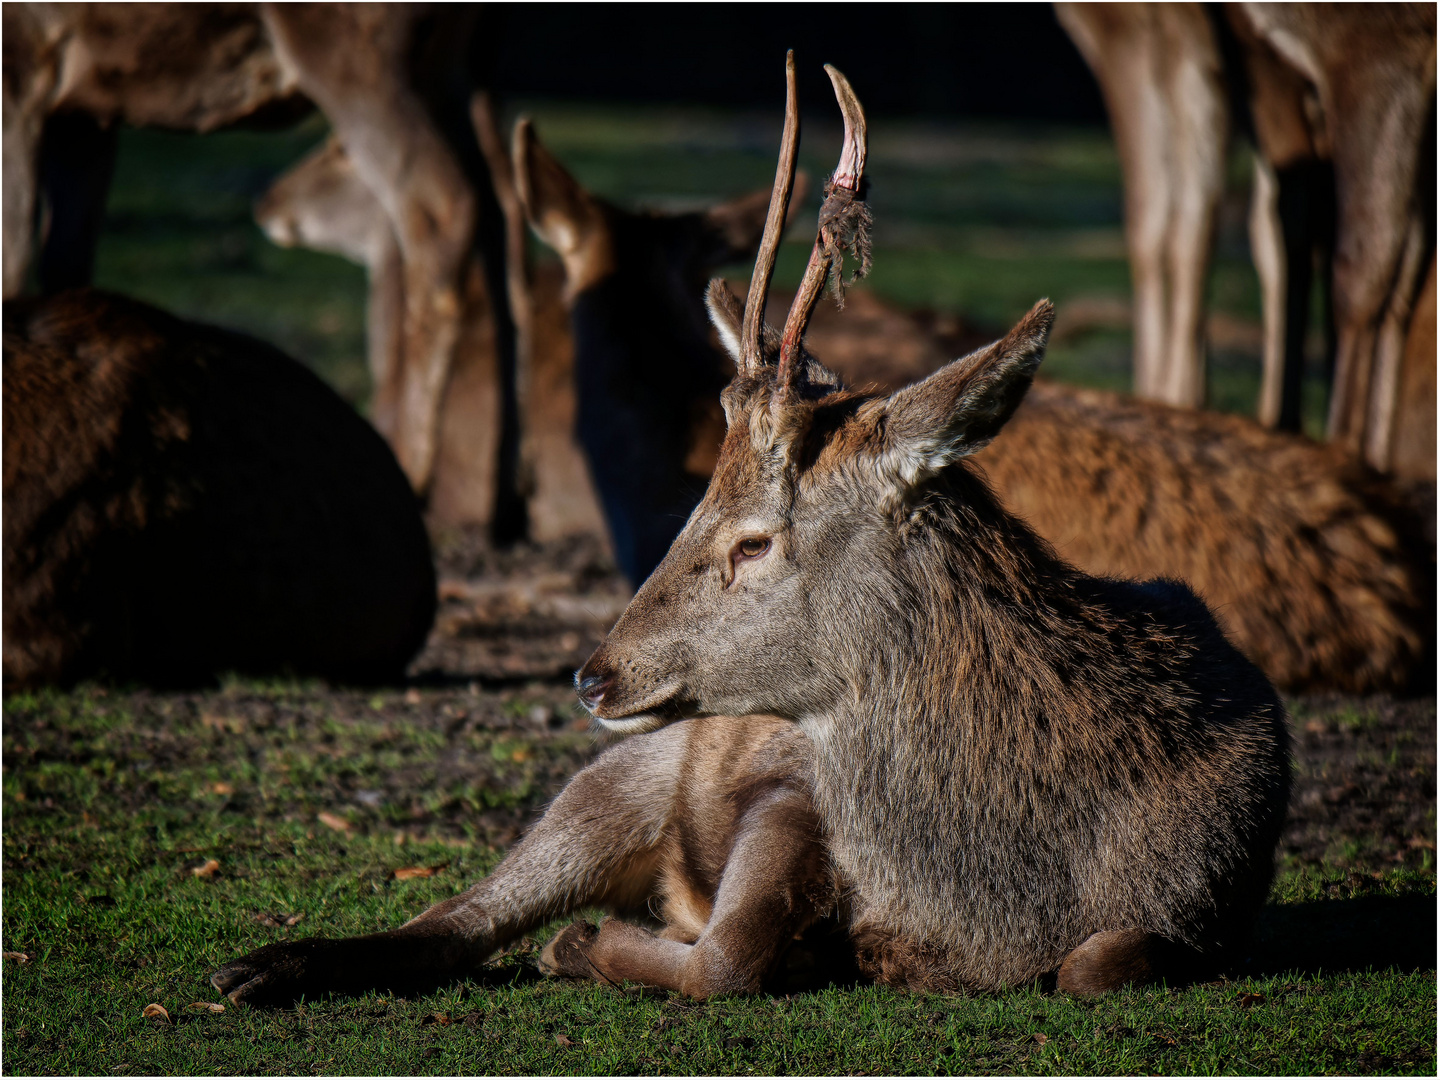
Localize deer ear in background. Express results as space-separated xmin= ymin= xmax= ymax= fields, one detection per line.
xmin=698 ymin=171 xmax=811 ymax=271
xmin=512 ymin=119 xmax=613 ymax=297
xmin=864 ymin=299 xmax=1054 ymax=492
xmin=705 ymin=278 xmax=746 ymax=364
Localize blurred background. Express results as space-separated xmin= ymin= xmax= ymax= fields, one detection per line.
xmin=84 ymin=4 xmax=1312 ymax=431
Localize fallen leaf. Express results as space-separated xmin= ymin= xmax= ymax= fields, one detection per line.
xmin=510 ymin=747 xmax=530 ymax=763
xmin=190 ymin=859 xmax=221 ymax=879
xmin=404 ymin=688 xmax=422 ymax=705
xmin=211 ymin=782 xmax=234 ymax=796
xmin=254 ymin=912 xmax=303 ymax=928
xmin=1302 ymin=719 xmax=1327 ymax=734
xmin=3 ymin=952 xmax=29 ymax=964
xmin=419 ymin=1012 xmax=451 ymax=1026
xmin=1237 ymin=991 xmax=1265 ymax=1008
xmin=1407 ymin=836 xmax=1436 ymax=850
xmin=142 ymin=1003 xmax=170 ymax=1022
xmin=1033 ymin=1033 xmax=1049 ymax=1045
xmin=189 ymin=1002 xmax=225 ymax=1014
xmin=317 ymin=812 xmax=352 ymax=835
xmin=554 ymin=1033 xmax=575 ymax=1047
xmin=392 ymin=861 xmax=450 ymax=881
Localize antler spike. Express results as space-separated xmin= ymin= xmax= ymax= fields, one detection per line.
xmin=776 ymin=65 xmax=871 ymax=395
xmin=739 ymin=50 xmax=800 ymax=377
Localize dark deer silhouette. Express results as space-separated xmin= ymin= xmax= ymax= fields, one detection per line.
xmin=3 ymin=289 xmax=435 ymax=687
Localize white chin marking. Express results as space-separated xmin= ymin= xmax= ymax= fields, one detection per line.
xmin=595 ymin=713 xmax=670 ymax=735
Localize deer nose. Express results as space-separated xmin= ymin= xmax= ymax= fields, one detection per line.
xmin=576 ymin=672 xmax=613 ymax=711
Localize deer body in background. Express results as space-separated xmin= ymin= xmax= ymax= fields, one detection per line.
xmin=255 ymin=94 xmax=1431 ymax=694
xmin=3 ymin=2 xmax=496 ymax=496
xmin=3 ymin=289 xmax=436 ymax=687
xmin=1055 ymin=2 xmax=1435 ymax=482
xmin=505 ymin=121 xmax=1430 ymax=694
xmin=212 ymin=60 xmax=1289 ymax=1004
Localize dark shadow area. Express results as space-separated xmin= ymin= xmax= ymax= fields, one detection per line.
xmin=1244 ymin=893 xmax=1438 ymax=979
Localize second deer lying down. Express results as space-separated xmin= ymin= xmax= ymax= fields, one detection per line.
xmin=214 ymin=59 xmax=1288 ymax=1004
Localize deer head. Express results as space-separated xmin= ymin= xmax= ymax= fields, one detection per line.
xmin=577 ymin=54 xmax=1053 ymax=731
xmin=512 ymin=116 xmax=814 ymax=585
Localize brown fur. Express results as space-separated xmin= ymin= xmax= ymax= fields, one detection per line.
xmin=256 ymin=127 xmax=1430 ymax=693
xmin=506 ymin=128 xmax=1428 ymax=694
xmin=577 ymin=288 xmax=1289 ymax=993
xmin=3 ymin=3 xmax=489 ymax=493
xmin=1058 ymin=2 xmax=1436 ymax=479
xmin=2 ymin=289 xmax=435 ymax=687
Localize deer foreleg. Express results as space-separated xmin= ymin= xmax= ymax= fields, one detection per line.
xmin=212 ymin=725 xmax=688 ymax=1005
xmin=261 ymin=4 xmax=476 ymax=493
xmin=539 ymin=785 xmax=832 ymax=999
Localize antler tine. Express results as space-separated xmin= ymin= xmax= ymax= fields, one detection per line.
xmin=739 ymin=50 xmax=800 ymax=377
xmin=776 ymin=64 xmax=871 ymax=395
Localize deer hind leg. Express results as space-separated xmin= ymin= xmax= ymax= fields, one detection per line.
xmin=539 ymin=785 xmax=832 ymax=1000
xmin=1056 ymin=929 xmax=1207 ymax=997
xmin=212 ymin=724 xmax=687 ymax=1005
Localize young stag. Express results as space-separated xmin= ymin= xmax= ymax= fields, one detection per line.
xmin=212 ymin=59 xmax=1288 ymax=1004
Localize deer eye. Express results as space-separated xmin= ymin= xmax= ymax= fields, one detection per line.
xmin=735 ymin=537 xmax=771 ymax=561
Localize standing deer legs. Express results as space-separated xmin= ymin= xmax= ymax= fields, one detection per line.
xmin=1056 ymin=3 xmax=1227 ymax=409
xmin=261 ymin=5 xmax=476 ymax=495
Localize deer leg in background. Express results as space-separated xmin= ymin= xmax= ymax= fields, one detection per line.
xmin=366 ymin=235 xmax=407 ymax=441
xmin=1388 ymin=252 xmax=1437 ymax=486
xmin=35 ymin=112 xmax=118 ymax=293
xmin=540 ymin=785 xmax=831 ymax=999
xmin=1253 ymin=159 xmax=1334 ymax=432
xmin=212 ymin=725 xmax=686 ymax=1005
xmin=1325 ymin=114 xmax=1429 ymax=463
xmin=1057 ymin=3 xmax=1171 ymax=401
xmin=1154 ymin=4 xmax=1226 ymax=409
xmin=261 ymin=4 xmax=476 ymax=495
xmin=1 ymin=5 xmax=59 ymax=299
xmin=1056 ymin=3 xmax=1224 ymax=408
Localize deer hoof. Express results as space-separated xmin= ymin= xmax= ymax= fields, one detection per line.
xmin=210 ymin=939 xmax=339 ymax=1006
xmin=538 ymin=921 xmax=600 ymax=980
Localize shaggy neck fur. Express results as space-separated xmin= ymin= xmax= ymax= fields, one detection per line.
xmin=792 ymin=459 xmax=1288 ymax=989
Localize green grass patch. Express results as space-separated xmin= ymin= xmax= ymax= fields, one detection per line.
xmin=4 ymin=685 xmax=1434 ymax=1075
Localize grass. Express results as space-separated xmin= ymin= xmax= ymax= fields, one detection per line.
xmin=3 ymin=685 xmax=1434 ymax=1075
xmin=86 ymin=101 xmax=1333 ymax=435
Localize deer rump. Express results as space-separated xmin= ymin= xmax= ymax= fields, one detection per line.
xmin=213 ymin=59 xmax=1288 ymax=1006
xmin=2 ymin=289 xmax=436 ymax=687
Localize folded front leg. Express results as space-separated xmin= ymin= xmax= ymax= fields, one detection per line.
xmin=539 ymin=782 xmax=833 ymax=999
xmin=213 ymin=723 xmax=689 ymax=1005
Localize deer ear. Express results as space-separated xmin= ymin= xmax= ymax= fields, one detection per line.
xmin=705 ymin=278 xmax=745 ymax=362
xmin=513 ymin=119 xmax=612 ymax=293
xmin=868 ymin=300 xmax=1053 ymax=489
xmin=699 ymin=171 xmax=811 ymax=269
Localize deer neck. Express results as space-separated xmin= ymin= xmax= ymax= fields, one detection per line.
xmin=795 ymin=464 xmax=1120 ymax=945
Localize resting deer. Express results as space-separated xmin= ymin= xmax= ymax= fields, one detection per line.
xmin=213 ymin=58 xmax=1289 ymax=1005
xmin=507 ymin=117 xmax=1429 ymax=694
xmin=3 ymin=288 xmax=436 ymax=687
xmin=3 ymin=3 xmax=499 ymax=495
xmin=1055 ymin=2 xmax=1435 ymax=480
